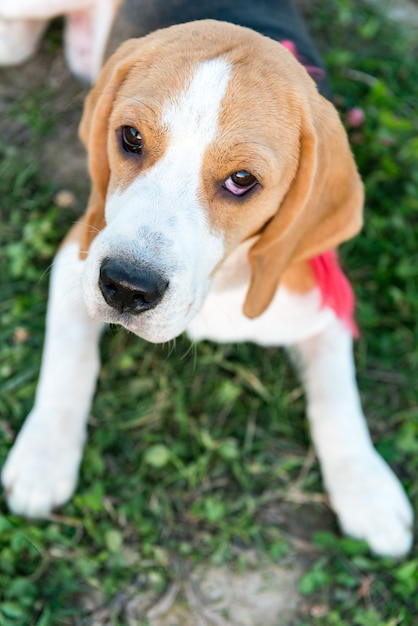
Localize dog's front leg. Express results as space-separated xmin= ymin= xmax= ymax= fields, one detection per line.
xmin=2 ymin=233 xmax=102 ymax=517
xmin=292 ymin=318 xmax=413 ymax=557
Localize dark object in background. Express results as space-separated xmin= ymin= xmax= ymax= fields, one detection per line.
xmin=107 ymin=0 xmax=331 ymax=98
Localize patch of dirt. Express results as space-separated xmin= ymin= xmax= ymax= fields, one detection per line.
xmin=0 ymin=32 xmax=89 ymax=200
xmin=81 ymin=558 xmax=304 ymax=626
xmin=125 ymin=562 xmax=301 ymax=626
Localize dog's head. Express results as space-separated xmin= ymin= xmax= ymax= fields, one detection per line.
xmin=79 ymin=20 xmax=363 ymax=342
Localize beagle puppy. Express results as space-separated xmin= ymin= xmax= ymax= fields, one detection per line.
xmin=2 ymin=20 xmax=413 ymax=558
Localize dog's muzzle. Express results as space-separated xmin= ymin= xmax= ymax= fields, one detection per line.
xmin=99 ymin=258 xmax=169 ymax=314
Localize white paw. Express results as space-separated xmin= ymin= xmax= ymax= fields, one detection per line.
xmin=2 ymin=409 xmax=85 ymax=517
xmin=324 ymin=451 xmax=413 ymax=558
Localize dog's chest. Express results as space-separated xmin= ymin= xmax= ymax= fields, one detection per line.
xmin=186 ymin=241 xmax=334 ymax=346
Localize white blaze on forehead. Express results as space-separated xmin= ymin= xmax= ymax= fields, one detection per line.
xmin=106 ymin=56 xmax=232 ymax=222
xmin=162 ymin=57 xmax=232 ymax=145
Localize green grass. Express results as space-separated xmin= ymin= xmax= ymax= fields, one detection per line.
xmin=1 ymin=1 xmax=418 ymax=624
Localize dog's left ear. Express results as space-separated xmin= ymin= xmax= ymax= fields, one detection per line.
xmin=78 ymin=39 xmax=141 ymax=259
xmin=244 ymin=94 xmax=364 ymax=318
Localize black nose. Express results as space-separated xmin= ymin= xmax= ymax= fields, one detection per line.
xmin=99 ymin=259 xmax=169 ymax=314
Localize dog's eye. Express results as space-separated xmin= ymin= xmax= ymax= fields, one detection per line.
xmin=121 ymin=126 xmax=143 ymax=154
xmin=223 ymin=171 xmax=257 ymax=196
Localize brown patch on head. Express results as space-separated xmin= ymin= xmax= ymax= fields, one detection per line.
xmin=78 ymin=38 xmax=143 ymax=257
xmin=200 ymin=29 xmax=302 ymax=251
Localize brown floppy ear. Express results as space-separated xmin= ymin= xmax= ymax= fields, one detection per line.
xmin=78 ymin=39 xmax=141 ymax=259
xmin=244 ymin=95 xmax=364 ymax=318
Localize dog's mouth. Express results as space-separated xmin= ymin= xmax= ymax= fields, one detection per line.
xmin=81 ymin=256 xmax=207 ymax=343
xmin=108 ymin=295 xmax=201 ymax=344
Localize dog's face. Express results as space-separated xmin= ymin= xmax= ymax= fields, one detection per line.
xmin=79 ymin=21 xmax=363 ymax=343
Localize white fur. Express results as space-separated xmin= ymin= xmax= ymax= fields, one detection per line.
xmin=187 ymin=238 xmax=335 ymax=346
xmin=2 ymin=59 xmax=413 ymax=557
xmin=0 ymin=0 xmax=118 ymax=81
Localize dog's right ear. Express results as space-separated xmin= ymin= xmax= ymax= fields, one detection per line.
xmin=78 ymin=39 xmax=140 ymax=259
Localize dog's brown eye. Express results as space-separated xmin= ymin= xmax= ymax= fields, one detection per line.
xmin=121 ymin=126 xmax=143 ymax=154
xmin=223 ymin=170 xmax=257 ymax=196
xmin=231 ymin=171 xmax=256 ymax=187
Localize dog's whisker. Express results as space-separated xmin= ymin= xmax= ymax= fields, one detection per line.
xmin=38 ymin=263 xmax=55 ymax=284
xmin=78 ymin=220 xmax=101 ymax=235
